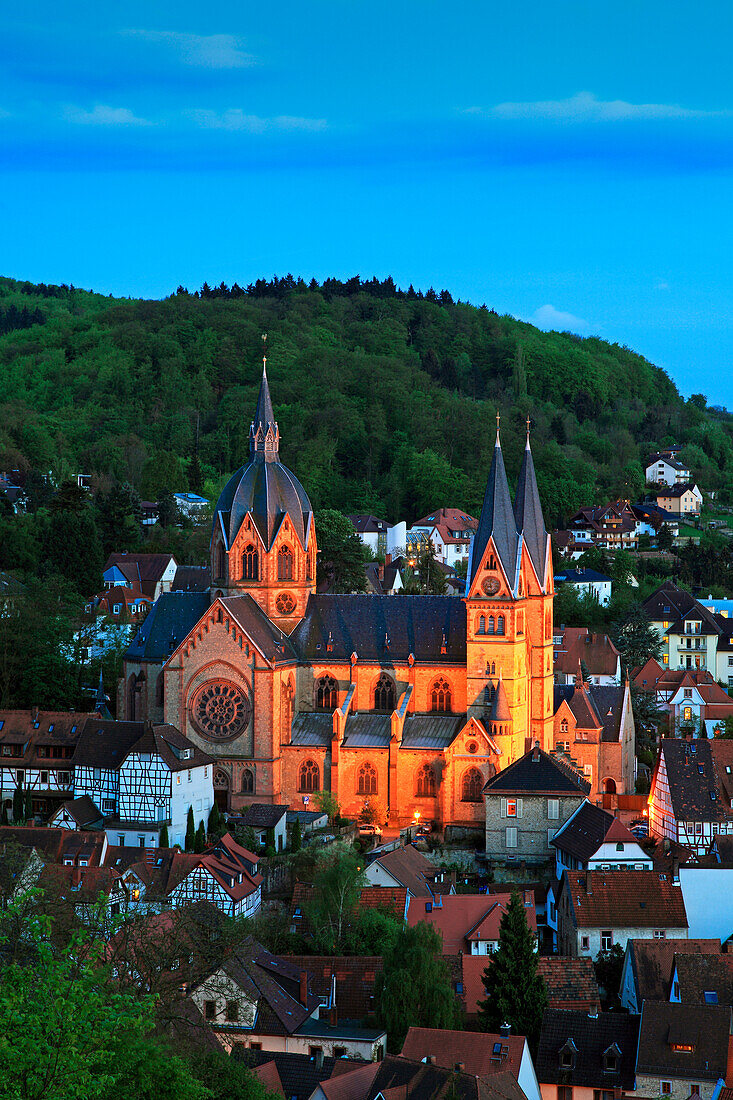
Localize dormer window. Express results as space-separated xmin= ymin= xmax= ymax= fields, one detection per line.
xmin=603 ymin=1043 xmax=621 ymax=1073
xmin=559 ymin=1039 xmax=578 ymax=1069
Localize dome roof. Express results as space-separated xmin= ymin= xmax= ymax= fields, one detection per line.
xmin=213 ymin=363 xmax=312 ymax=551
xmin=215 ymin=453 xmax=312 ymax=551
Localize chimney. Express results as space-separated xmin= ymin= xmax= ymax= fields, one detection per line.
xmin=672 ymin=858 xmax=680 ymax=885
xmin=455 ymin=1062 xmax=465 ymax=1073
xmin=385 ymin=553 xmax=392 ymax=567
xmin=500 ymin=1022 xmax=511 ymax=1036
xmin=378 ymin=562 xmax=385 ymax=582
xmin=585 ymin=869 xmax=592 ymax=895
xmin=532 ymin=741 xmax=540 ymax=762
xmin=329 ymin=1005 xmax=338 ymax=1026
xmin=299 ymin=971 xmax=308 ymax=1007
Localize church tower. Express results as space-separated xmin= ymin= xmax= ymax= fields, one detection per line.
xmin=210 ymin=350 xmax=317 ymax=631
xmin=465 ymin=417 xmax=554 ymax=764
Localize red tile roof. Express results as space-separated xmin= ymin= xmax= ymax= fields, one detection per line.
xmin=370 ymin=845 xmax=441 ymax=898
xmin=283 ymin=956 xmax=383 ymax=1020
xmin=400 ymin=1027 xmax=526 ymax=1079
xmin=458 ymin=955 xmax=601 ymax=1017
xmin=562 ymin=870 xmax=688 ymax=929
xmin=627 ymin=939 xmax=721 ymax=1003
xmin=554 ymin=628 xmax=620 ymax=679
xmin=407 ymin=893 xmax=536 ymax=954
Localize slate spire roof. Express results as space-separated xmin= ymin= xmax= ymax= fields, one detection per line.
xmin=513 ymin=429 xmax=549 ymax=589
xmin=249 ymin=362 xmax=279 ymax=459
xmin=489 ymin=673 xmax=512 ymax=723
xmin=470 ymin=425 xmax=519 ymax=590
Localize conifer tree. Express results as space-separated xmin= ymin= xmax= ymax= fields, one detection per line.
xmin=159 ymin=824 xmax=169 ymax=848
xmin=24 ymin=792 xmax=33 ymax=822
xmin=291 ymin=820 xmax=302 ymax=852
xmin=185 ymin=807 xmax=195 ymax=852
xmin=12 ymin=786 xmax=23 ymax=823
xmin=477 ymin=891 xmax=548 ymax=1052
xmin=194 ymin=821 xmax=206 ymax=853
xmin=207 ymin=802 xmax=222 ymax=839
xmin=1 ymin=802 xmax=8 ymax=825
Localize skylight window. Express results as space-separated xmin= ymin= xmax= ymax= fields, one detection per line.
xmin=704 ymin=991 xmax=718 ymax=1004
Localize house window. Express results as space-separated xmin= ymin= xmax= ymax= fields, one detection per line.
xmin=548 ymin=799 xmax=559 ymax=820
xmin=315 ymin=675 xmax=338 ymax=710
xmin=102 ymin=798 xmax=115 ymax=813
xmin=226 ymin=1001 xmax=239 ymax=1022
xmin=506 ymin=798 xmax=518 ymax=817
xmin=461 ymin=768 xmax=483 ymax=803
xmin=138 ymin=836 xmax=146 ymax=848
xmin=497 ymin=615 xmax=505 ymax=635
xmin=309 ymin=1046 xmax=323 ymax=1058
xmin=581 ymin=935 xmax=590 ymax=951
xmin=661 ymin=1083 xmax=671 ymax=1095
xmin=249 ymin=1042 xmax=262 ymax=1051
xmin=505 ymin=827 xmax=517 ymax=848
xmin=204 ymin=1000 xmax=216 ymax=1020
xmin=299 ymin=759 xmax=320 ymax=793
xmin=277 ymin=545 xmax=294 ymax=580
xmin=654 ymin=930 xmax=666 ymax=939
xmin=601 ymin=930 xmax=613 ymax=951
xmin=416 ymin=763 xmax=436 ymax=798
xmin=558 ymin=1089 xmax=573 ymax=1100
xmin=373 ymin=673 xmax=396 ymax=712
xmin=703 ymin=990 xmax=718 ymax=1004
xmin=334 ymin=1046 xmax=347 ymax=1058
xmin=118 ymin=834 xmax=125 ymax=846
xmin=242 ymin=544 xmax=259 ymax=581
xmin=683 ymin=706 xmax=692 ymax=721
xmin=430 ymin=677 xmax=452 ymax=713
xmin=594 ymin=1092 xmax=615 ymax=1100
xmin=40 ymin=771 xmax=48 ymax=784
xmin=357 ymin=762 xmax=378 ymax=796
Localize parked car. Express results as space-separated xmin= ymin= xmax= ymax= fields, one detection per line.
xmin=631 ymin=823 xmax=649 ymax=839
xmin=416 ymin=821 xmax=433 ymax=837
xmin=358 ymin=824 xmax=381 ymax=837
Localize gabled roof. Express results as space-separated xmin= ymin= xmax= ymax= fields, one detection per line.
xmin=236 ymin=803 xmax=289 ymax=828
xmin=56 ymin=795 xmax=103 ymax=829
xmin=469 ymin=435 xmax=519 ymax=592
xmin=72 ymin=719 xmax=147 ymax=769
xmin=514 ymin=435 xmax=549 ymax=589
xmin=459 ymin=955 xmax=601 ymax=1017
xmin=561 ymin=871 xmax=688 ymax=929
xmin=367 ymin=1055 xmax=527 ymax=1100
xmin=126 ymin=591 xmax=210 ymax=662
xmin=536 ymin=1009 xmax=639 ymax=1088
xmin=672 ymin=953 xmax=733 ymax=1005
xmin=553 ymin=683 xmax=626 ymax=742
xmin=554 ymin=628 xmax=620 ymax=679
xmin=348 ymin=514 xmax=393 ymax=534
xmin=371 ymin=845 xmax=440 ymax=898
xmin=401 ymin=1027 xmax=527 ymax=1080
xmin=636 ymin=1001 xmax=731 ymax=1080
xmin=406 ymin=892 xmax=537 ymax=953
xmin=284 ymin=956 xmax=384 ymax=1021
xmin=483 ymin=747 xmax=590 ymax=796
xmin=551 ymin=801 xmax=615 ymax=861
xmin=246 ymin=1052 xmax=338 ymax=1100
xmin=104 ymin=552 xmax=176 ymax=597
xmin=655 ymin=739 xmax=733 ymax=823
xmin=124 ymin=724 xmax=214 ymax=772
xmin=219 ymin=594 xmax=298 ymax=663
xmin=625 ymin=939 xmax=721 ymax=1004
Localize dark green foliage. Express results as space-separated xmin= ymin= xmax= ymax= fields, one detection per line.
xmin=156 ymin=491 xmax=180 ymax=528
xmin=376 ymin=921 xmax=460 ymax=1051
xmin=12 ymin=785 xmax=23 ymax=823
xmin=207 ymin=801 xmax=223 ymax=841
xmin=189 ymin=1049 xmax=279 ymax=1100
xmin=194 ymin=821 xmax=206 ymax=853
xmin=159 ymin=824 xmax=169 ymax=848
xmin=0 ymin=273 xmax=725 ymax=535
xmin=612 ymin=603 xmax=663 ymax=671
xmin=593 ymin=944 xmax=625 ymax=1009
xmin=290 ymin=820 xmax=302 ymax=852
xmin=315 ymin=510 xmax=368 ymax=592
xmin=265 ymin=826 xmax=276 ymax=852
xmin=24 ymin=791 xmax=33 ymax=821
xmin=0 ymin=802 xmax=8 ymax=825
xmin=477 ymin=891 xmax=548 ymax=1053
xmin=185 ymin=806 xmax=195 ymax=852
xmin=306 ymin=848 xmax=368 ymax=953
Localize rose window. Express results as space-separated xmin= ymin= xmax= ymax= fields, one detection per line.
xmin=191 ymin=681 xmax=250 ymax=741
xmin=276 ymin=592 xmax=296 ymax=615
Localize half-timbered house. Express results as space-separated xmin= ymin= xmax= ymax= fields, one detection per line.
xmin=648 ymin=739 xmax=733 ymax=854
xmin=0 ymin=711 xmax=80 ymax=821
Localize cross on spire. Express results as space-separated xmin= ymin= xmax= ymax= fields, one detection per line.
xmin=262 ymin=332 xmax=268 ymax=370
xmin=495 ymin=410 xmax=501 ymax=446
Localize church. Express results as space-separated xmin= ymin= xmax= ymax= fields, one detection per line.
xmin=122 ymin=360 xmax=557 ymax=830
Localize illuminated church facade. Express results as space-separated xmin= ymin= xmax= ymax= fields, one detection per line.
xmin=123 ymin=362 xmax=556 ymax=829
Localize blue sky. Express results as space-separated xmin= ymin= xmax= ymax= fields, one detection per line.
xmin=2 ymin=2 xmax=732 ymax=404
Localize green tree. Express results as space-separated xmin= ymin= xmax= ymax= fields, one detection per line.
xmin=512 ymin=343 xmax=528 ymax=399
xmin=157 ymin=491 xmax=180 ymax=527
xmin=207 ymin=801 xmax=223 ymax=841
xmin=159 ymin=823 xmax=169 ymax=848
xmin=185 ymin=806 xmax=195 ymax=852
xmin=612 ymin=603 xmax=663 ymax=671
xmin=656 ymin=524 xmax=674 ymax=552
xmin=189 ymin=453 xmax=204 ymax=494
xmin=24 ymin=791 xmax=33 ymax=822
xmin=314 ymin=510 xmax=368 ymax=592
xmin=306 ymin=846 xmax=367 ymax=953
xmin=98 ymin=482 xmax=143 ymax=554
xmin=290 ymin=820 xmax=302 ymax=852
xmin=12 ymin=785 xmax=23 ymax=823
xmin=0 ymin=902 xmax=207 ymax=1100
xmin=415 ymin=538 xmax=447 ymax=595
xmin=194 ymin=821 xmax=206 ymax=852
xmin=477 ymin=891 xmax=548 ymax=1052
xmin=593 ymin=944 xmax=625 ymax=1009
xmin=358 ymin=797 xmax=383 ymax=826
xmin=376 ymin=921 xmax=460 ymax=1051
xmin=313 ymin=789 xmax=340 ymax=824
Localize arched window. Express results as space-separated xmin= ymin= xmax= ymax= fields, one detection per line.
xmin=478 ymin=615 xmax=486 ymax=634
xmin=560 ymin=718 xmax=568 ymax=734
xmin=278 ymin=545 xmax=294 ymax=581
xmin=497 ymin=615 xmax=505 ymax=635
xmin=242 ymin=543 xmax=259 ymax=581
xmin=241 ymin=768 xmax=254 ymax=794
xmin=299 ymin=759 xmax=320 ymax=792
xmin=315 ymin=675 xmax=338 ymax=711
xmin=374 ymin=673 xmax=396 ymax=712
xmin=517 ymin=611 xmax=524 ymax=634
xmin=462 ymin=767 xmax=483 ymax=803
xmin=357 ymin=762 xmax=378 ymax=795
xmin=216 ymin=541 xmax=226 ymax=581
xmin=417 ymin=762 xmax=437 ymax=797
xmin=431 ymin=678 xmax=452 ymax=713
xmin=487 ymin=616 xmax=495 ymax=635
xmin=281 ymin=679 xmax=293 ymax=741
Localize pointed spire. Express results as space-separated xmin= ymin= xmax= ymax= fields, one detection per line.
xmin=469 ymin=417 xmax=518 ymax=589
xmin=95 ymin=668 xmax=112 ymax=720
xmin=249 ymin=335 xmax=280 ymax=460
xmin=490 ymin=673 xmax=512 ymax=723
xmin=513 ymin=419 xmax=549 ymax=589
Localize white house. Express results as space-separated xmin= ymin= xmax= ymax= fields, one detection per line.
xmin=0 ymin=711 xmax=78 ymax=822
xmin=552 ymin=801 xmax=653 ymax=879
xmin=646 ymin=454 xmax=691 ymax=487
xmin=348 ymin=515 xmax=405 ymax=558
xmin=174 ymin=492 xmax=210 ymax=519
xmin=407 ymin=508 xmax=477 ymax=568
xmin=554 ymin=568 xmax=612 ymax=607
xmin=648 ymin=739 xmax=733 ymax=855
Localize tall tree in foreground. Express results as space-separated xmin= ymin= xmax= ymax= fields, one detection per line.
xmin=376 ymin=921 xmax=460 ymax=1051
xmin=477 ymin=890 xmax=548 ymax=1053
xmin=314 ymin=509 xmax=368 ymax=592
xmin=612 ymin=602 xmax=663 ymax=671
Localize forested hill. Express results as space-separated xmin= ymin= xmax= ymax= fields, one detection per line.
xmin=0 ymin=273 xmax=730 ymax=526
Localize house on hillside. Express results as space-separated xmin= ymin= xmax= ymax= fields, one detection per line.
xmin=103 ymin=553 xmax=178 ymax=601
xmin=348 ymin=515 xmax=405 ymax=558
xmin=554 ymin=568 xmax=612 ymax=607
xmin=483 ymin=744 xmax=589 ymax=863
xmin=646 ymin=453 xmax=692 ymax=487
xmin=407 ymin=508 xmax=478 ymax=569
xmin=0 ymin=710 xmax=79 ymax=822
xmin=642 ymin=581 xmax=724 ymax=673
xmin=554 ymin=627 xmax=621 ymax=686
xmin=655 ymin=483 xmax=703 ymax=518
xmin=557 ymin=870 xmax=688 ymax=958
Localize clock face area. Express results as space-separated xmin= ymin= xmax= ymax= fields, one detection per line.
xmin=482 ymin=575 xmax=501 ymax=596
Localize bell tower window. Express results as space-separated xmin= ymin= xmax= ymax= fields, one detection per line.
xmin=278 ymin=545 xmax=294 ymax=581
xmin=242 ymin=544 xmax=259 ymax=581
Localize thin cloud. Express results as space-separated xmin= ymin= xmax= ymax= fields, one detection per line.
xmin=531 ymin=304 xmax=590 ymax=334
xmin=124 ymin=30 xmax=254 ymax=69
xmin=63 ymin=104 xmax=153 ymax=127
xmin=655 ymin=281 xmax=671 ymax=291
xmin=190 ymin=109 xmax=327 ymax=133
xmin=468 ymin=91 xmax=725 ymax=123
